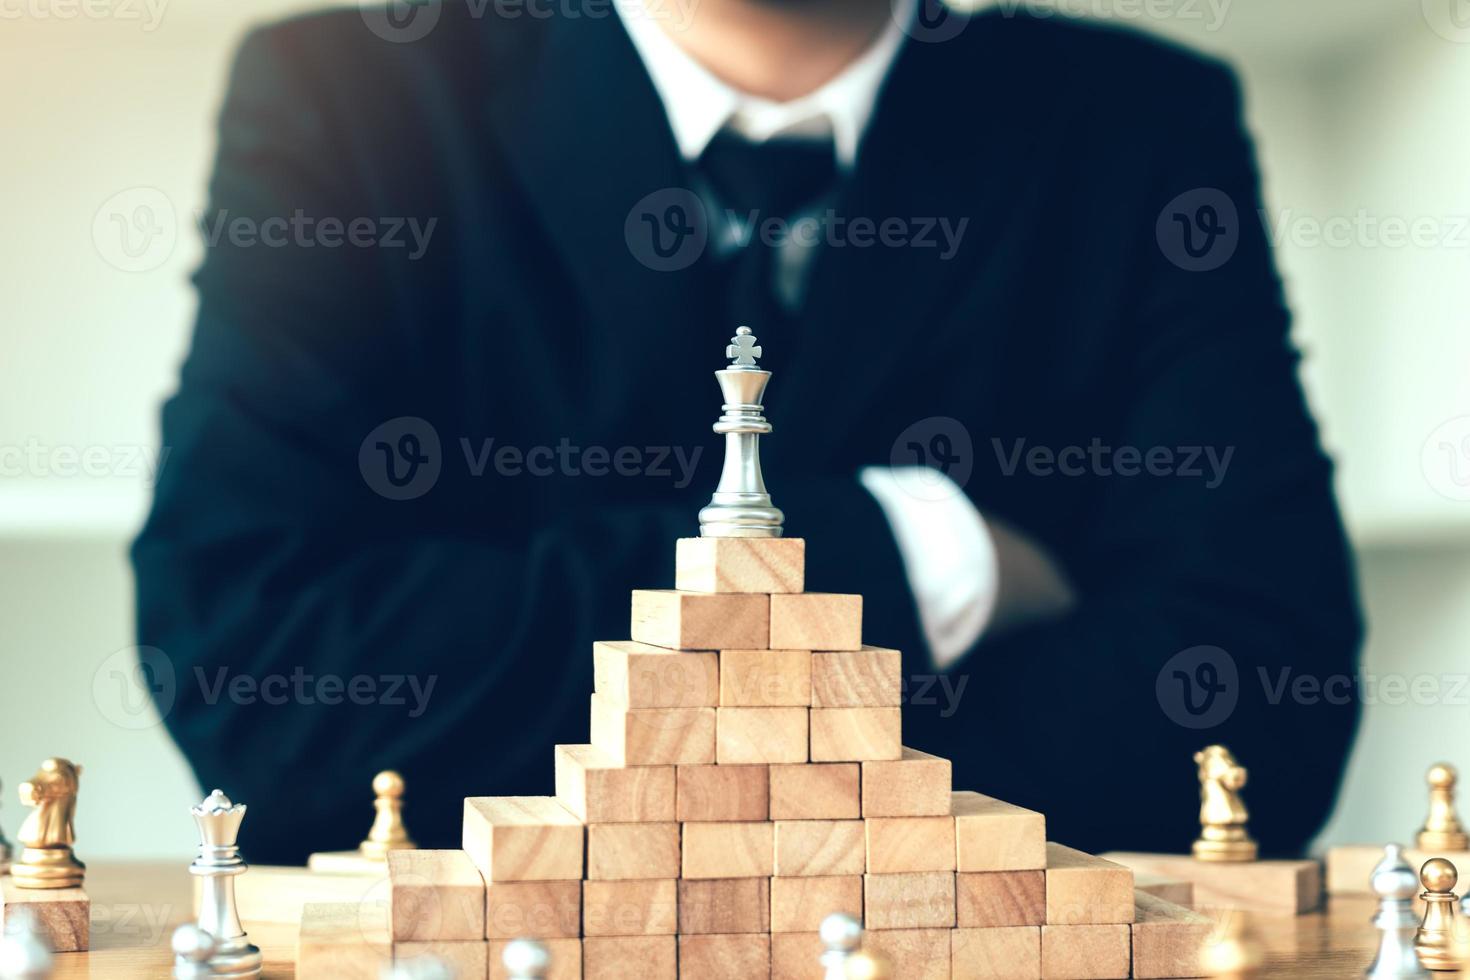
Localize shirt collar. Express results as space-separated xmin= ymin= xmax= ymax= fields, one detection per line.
xmin=616 ymin=0 xmax=911 ymax=169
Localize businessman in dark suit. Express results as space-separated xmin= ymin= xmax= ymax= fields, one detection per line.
xmin=133 ymin=0 xmax=1362 ymax=862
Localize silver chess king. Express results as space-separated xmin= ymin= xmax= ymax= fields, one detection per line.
xmin=698 ymin=326 xmax=784 ymax=538
xmin=188 ymin=790 xmax=262 ymax=977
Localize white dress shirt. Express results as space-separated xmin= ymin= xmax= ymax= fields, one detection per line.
xmin=616 ymin=1 xmax=1073 ymax=668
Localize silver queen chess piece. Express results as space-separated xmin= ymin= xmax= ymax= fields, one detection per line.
xmin=1366 ymin=844 xmax=1431 ymax=979
xmin=188 ymin=790 xmax=262 ymax=977
xmin=698 ymin=326 xmax=785 ymax=538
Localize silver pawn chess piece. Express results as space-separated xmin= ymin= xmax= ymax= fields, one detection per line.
xmin=0 ymin=910 xmax=53 ymax=980
xmin=502 ymin=939 xmax=549 ymax=980
xmin=820 ymin=912 xmax=863 ymax=980
xmin=698 ymin=326 xmax=784 ymax=538
xmin=1367 ymin=844 xmax=1432 ymax=979
xmin=173 ymin=924 xmax=218 ymax=980
xmin=188 ymin=790 xmax=262 ymax=977
xmin=381 ymin=954 xmax=455 ymax=980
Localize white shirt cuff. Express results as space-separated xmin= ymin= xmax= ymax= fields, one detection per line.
xmin=859 ymin=465 xmax=998 ymax=670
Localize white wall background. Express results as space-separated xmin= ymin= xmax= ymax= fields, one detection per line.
xmin=2 ymin=0 xmax=1469 ymax=858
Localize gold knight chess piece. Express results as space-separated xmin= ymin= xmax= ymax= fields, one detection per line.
xmin=1417 ymin=764 xmax=1469 ymax=853
xmin=359 ymin=770 xmax=416 ymax=859
xmin=1414 ymin=858 xmax=1462 ymax=971
xmin=1192 ymin=745 xmax=1258 ymax=863
xmin=11 ymin=758 xmax=85 ymax=889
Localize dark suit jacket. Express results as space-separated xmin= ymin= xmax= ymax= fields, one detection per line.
xmin=132 ymin=0 xmax=1362 ymax=863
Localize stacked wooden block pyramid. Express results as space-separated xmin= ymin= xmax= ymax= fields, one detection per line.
xmin=298 ymin=536 xmax=1214 ymax=979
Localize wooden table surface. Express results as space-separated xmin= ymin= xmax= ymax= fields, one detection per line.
xmin=48 ymin=861 xmax=1381 ymax=978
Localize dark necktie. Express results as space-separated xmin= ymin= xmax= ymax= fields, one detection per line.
xmin=697 ymin=129 xmax=839 ymax=332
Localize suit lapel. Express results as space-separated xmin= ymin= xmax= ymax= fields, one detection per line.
xmin=779 ymin=12 xmax=1042 ymax=454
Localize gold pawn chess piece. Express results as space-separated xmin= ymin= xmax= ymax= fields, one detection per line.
xmin=11 ymin=758 xmax=85 ymax=889
xmin=845 ymin=950 xmax=892 ymax=980
xmin=359 ymin=770 xmax=416 ymax=859
xmin=1192 ymin=745 xmax=1258 ymax=862
xmin=1418 ymin=765 xmax=1469 ymax=853
xmin=1415 ymin=859 xmax=1463 ymax=971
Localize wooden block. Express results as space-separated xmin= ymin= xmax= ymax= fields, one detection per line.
xmin=717 ymin=706 xmax=808 ymax=764
xmin=298 ymin=901 xmax=389 ymax=980
xmin=952 ymin=926 xmax=1042 ymax=980
xmin=582 ymin=935 xmax=676 ymax=980
xmin=1131 ymin=891 xmax=1213 ymax=979
xmin=862 ymin=928 xmax=952 ymax=980
xmin=811 ymin=646 xmax=902 ymax=707
xmin=590 ymin=693 xmax=716 ymax=766
xmin=773 ymin=820 xmax=866 ymax=877
xmin=0 ymin=879 xmax=89 ymax=952
xmin=1045 ymin=844 xmax=1134 ymax=925
xmin=953 ymin=791 xmax=1046 ymax=872
xmin=1133 ymin=872 xmax=1194 ymax=907
xmin=395 ymin=940 xmax=488 ymax=979
xmin=809 ymin=707 xmax=900 ymax=761
xmin=866 ymin=817 xmax=957 ymax=874
xmin=1040 ymin=924 xmax=1131 ymax=980
xmin=593 ymin=640 xmax=719 ymax=707
xmin=678 ymin=877 xmax=771 ymax=934
xmin=679 ymin=934 xmax=771 ymax=980
xmin=387 ymin=849 xmax=486 ymax=941
xmin=630 ymin=589 xmax=769 ymax=650
xmin=555 ymin=744 xmax=676 ymax=823
xmin=863 ymin=747 xmax=952 ymax=817
xmin=769 ymin=763 xmax=860 ymax=820
xmin=957 ymin=871 xmax=1046 ymax=927
xmin=770 ymin=875 xmax=861 ymax=932
xmin=462 ymin=796 xmax=584 ymax=883
xmin=682 ymin=821 xmax=775 ymax=879
xmin=675 ymin=536 xmax=805 ymax=593
xmin=490 ymin=937 xmax=582 ymax=980
xmin=1102 ymin=851 xmax=1322 ymax=916
xmin=587 ymin=823 xmax=681 ymax=880
xmin=771 ymin=931 xmax=824 ymax=980
xmin=219 ymin=864 xmax=385 ymax=925
xmin=677 ymin=764 xmax=769 ymax=822
xmin=769 ymin=592 xmax=862 ymax=650
xmin=1325 ymin=843 xmax=1469 ymax=896
xmin=582 ymin=879 xmax=678 ymax=936
xmin=720 ymin=648 xmax=812 ymax=706
xmin=484 ymin=879 xmax=581 ymax=939
xmin=863 ymin=872 xmax=956 ymax=930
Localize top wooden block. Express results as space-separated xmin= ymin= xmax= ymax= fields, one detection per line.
xmin=630 ymin=590 xmax=769 ymax=650
xmin=675 ymin=537 xmax=805 ymax=593
xmin=593 ymin=641 xmax=718 ymax=708
xmin=769 ymin=593 xmax=862 ymax=650
xmin=462 ymin=797 xmax=584 ymax=883
xmin=952 ymin=791 xmax=1046 ymax=872
xmin=1044 ymin=843 xmax=1135 ymax=925
xmin=386 ymin=849 xmax=486 ymax=942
